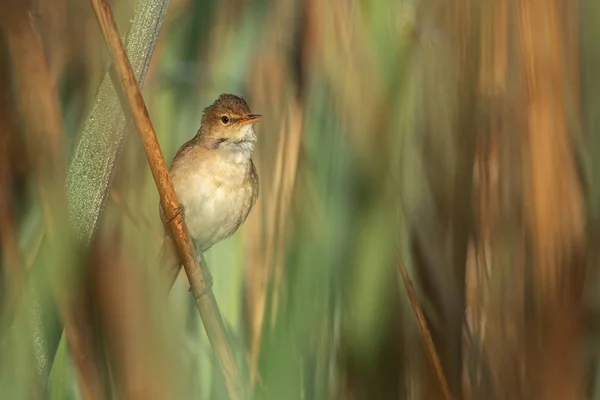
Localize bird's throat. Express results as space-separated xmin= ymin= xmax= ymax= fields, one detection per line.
xmin=214 ymin=140 xmax=254 ymax=169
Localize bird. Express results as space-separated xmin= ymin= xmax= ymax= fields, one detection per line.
xmin=159 ymin=93 xmax=260 ymax=287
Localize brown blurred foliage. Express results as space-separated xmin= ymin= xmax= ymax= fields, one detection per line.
xmin=0 ymin=0 xmax=598 ymax=399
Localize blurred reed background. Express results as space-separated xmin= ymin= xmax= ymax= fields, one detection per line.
xmin=0 ymin=0 xmax=599 ymax=399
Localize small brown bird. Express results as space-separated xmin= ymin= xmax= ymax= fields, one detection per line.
xmin=160 ymin=94 xmax=260 ymax=285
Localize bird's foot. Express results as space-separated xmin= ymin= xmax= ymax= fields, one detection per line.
xmin=168 ymin=204 xmax=185 ymax=225
xmin=189 ymin=274 xmax=213 ymax=299
xmin=189 ymin=255 xmax=213 ymax=299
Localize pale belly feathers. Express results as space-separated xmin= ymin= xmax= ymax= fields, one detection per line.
xmin=172 ymin=165 xmax=255 ymax=253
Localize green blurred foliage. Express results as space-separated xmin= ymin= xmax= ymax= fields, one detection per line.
xmin=4 ymin=0 xmax=600 ymax=399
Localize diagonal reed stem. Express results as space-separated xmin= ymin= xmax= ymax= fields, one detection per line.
xmin=396 ymin=251 xmax=453 ymax=400
xmin=89 ymin=0 xmax=244 ymax=398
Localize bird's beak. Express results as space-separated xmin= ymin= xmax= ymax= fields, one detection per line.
xmin=237 ymin=114 xmax=262 ymax=125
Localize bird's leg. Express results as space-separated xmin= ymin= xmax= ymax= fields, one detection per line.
xmin=167 ymin=204 xmax=185 ymax=225
xmin=189 ymin=252 xmax=213 ymax=299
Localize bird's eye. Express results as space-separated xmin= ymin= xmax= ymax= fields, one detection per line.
xmin=221 ymin=116 xmax=229 ymax=124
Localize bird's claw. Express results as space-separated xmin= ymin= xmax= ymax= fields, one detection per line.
xmin=189 ymin=274 xmax=214 ymax=299
xmin=168 ymin=204 xmax=185 ymax=225
xmin=189 ymin=257 xmax=213 ymax=299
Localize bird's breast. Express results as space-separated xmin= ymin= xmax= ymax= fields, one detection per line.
xmin=172 ymin=164 xmax=256 ymax=252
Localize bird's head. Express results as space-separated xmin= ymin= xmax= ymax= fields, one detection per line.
xmin=198 ymin=94 xmax=261 ymax=158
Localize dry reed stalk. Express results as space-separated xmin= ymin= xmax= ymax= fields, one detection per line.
xmin=326 ymin=0 xmax=387 ymax=158
xmin=0 ymin=159 xmax=21 ymax=298
xmin=517 ymin=0 xmax=585 ymax=298
xmin=24 ymin=230 xmax=45 ymax=270
xmin=62 ymin=305 xmax=104 ymax=400
xmin=90 ymin=226 xmax=174 ymax=400
xmin=0 ymin=52 xmax=25 ymax=327
xmin=262 ymin=0 xmax=311 ymax=331
xmin=89 ymin=0 xmax=245 ymax=398
xmin=408 ymin=0 xmax=478 ymax=396
xmin=0 ymin=162 xmax=24 ymax=335
xmin=268 ymin=100 xmax=303 ymax=325
xmin=516 ymin=0 xmax=585 ymax=398
xmin=397 ymin=253 xmax=453 ymax=400
xmin=461 ymin=0 xmax=586 ymax=397
xmin=242 ymin=0 xmax=305 ymax=388
xmin=32 ymin=0 xmax=69 ymax=79
xmin=245 ymin=96 xmax=303 ymax=389
xmin=463 ymin=1 xmax=505 ymax=397
xmin=109 ymin=188 xmax=163 ymax=244
xmin=1 ymin=2 xmax=105 ymax=398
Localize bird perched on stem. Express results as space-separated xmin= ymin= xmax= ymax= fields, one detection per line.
xmin=159 ymin=93 xmax=260 ymax=287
